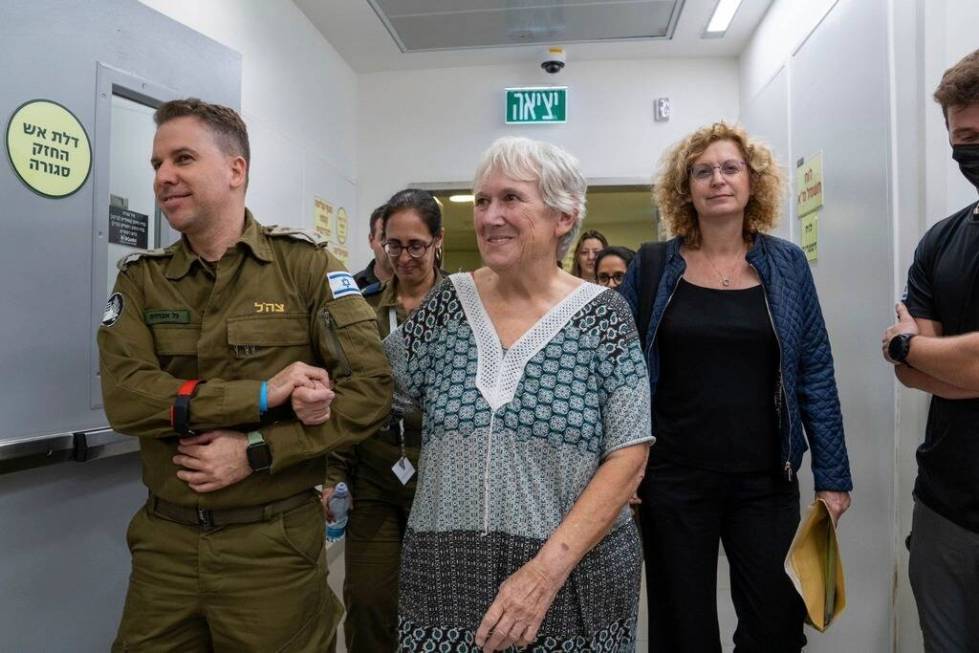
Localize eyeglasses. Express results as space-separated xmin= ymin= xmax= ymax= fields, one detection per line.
xmin=383 ymin=239 xmax=434 ymax=259
xmin=689 ymin=159 xmax=747 ymax=183
xmin=597 ymin=272 xmax=626 ymax=286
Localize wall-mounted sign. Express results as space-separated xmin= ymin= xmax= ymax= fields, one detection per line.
xmin=796 ymin=152 xmax=824 ymax=217
xmin=314 ymin=196 xmax=333 ymax=241
xmin=6 ymin=99 xmax=92 ymax=198
xmin=108 ymin=206 xmax=149 ymax=249
xmin=801 ymin=212 xmax=819 ymax=262
xmin=313 ymin=196 xmax=349 ymax=266
xmin=335 ymin=207 xmax=348 ymax=245
xmin=505 ymin=87 xmax=567 ymax=124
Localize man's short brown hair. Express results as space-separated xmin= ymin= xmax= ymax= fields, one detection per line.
xmin=154 ymin=98 xmax=250 ymax=167
xmin=934 ymin=50 xmax=979 ymax=118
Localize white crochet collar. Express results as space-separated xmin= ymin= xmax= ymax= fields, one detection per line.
xmin=451 ymin=272 xmax=605 ymax=411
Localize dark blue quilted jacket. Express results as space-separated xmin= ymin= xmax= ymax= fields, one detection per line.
xmin=619 ymin=234 xmax=853 ymax=491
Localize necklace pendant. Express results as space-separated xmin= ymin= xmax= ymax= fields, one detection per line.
xmin=721 ymin=278 xmax=730 ymax=287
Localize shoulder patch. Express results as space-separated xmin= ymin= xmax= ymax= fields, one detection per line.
xmin=101 ymin=293 xmax=124 ymax=327
xmin=264 ymin=225 xmax=328 ymax=247
xmin=362 ymin=281 xmax=383 ymax=297
xmin=116 ymin=248 xmax=169 ymax=270
xmin=327 ymin=271 xmax=361 ymax=299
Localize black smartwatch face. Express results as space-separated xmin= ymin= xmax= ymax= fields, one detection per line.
xmin=247 ymin=443 xmax=272 ymax=471
xmin=889 ymin=334 xmax=911 ymax=362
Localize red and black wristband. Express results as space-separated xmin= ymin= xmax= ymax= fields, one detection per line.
xmin=170 ymin=379 xmax=203 ymax=435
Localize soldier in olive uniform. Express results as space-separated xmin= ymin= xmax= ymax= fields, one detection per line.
xmin=98 ymin=98 xmax=391 ymax=652
xmin=324 ymin=189 xmax=444 ymax=652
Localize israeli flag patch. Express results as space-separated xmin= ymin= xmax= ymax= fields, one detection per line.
xmin=327 ymin=271 xmax=361 ymax=298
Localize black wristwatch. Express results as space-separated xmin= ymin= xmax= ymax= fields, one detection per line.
xmin=246 ymin=431 xmax=272 ymax=472
xmin=888 ymin=333 xmax=915 ymax=364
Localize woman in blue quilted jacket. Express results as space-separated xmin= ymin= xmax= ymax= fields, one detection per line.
xmin=619 ymin=122 xmax=853 ymax=653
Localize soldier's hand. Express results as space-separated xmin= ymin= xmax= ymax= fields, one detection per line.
xmin=292 ymin=379 xmax=335 ymax=425
xmin=174 ymin=430 xmax=252 ymax=493
xmin=267 ymin=362 xmax=330 ymax=408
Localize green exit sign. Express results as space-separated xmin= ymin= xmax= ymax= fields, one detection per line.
xmin=505 ymin=87 xmax=567 ymax=124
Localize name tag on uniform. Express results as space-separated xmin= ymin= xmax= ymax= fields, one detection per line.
xmin=327 ymin=271 xmax=360 ymax=299
xmin=144 ymin=309 xmax=191 ymax=325
xmin=392 ymin=457 xmax=416 ymax=485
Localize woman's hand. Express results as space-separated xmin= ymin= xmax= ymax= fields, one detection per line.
xmin=474 ymin=558 xmax=563 ymax=651
xmin=816 ymin=490 xmax=851 ymax=525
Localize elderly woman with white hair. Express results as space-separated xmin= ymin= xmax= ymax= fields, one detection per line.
xmin=385 ymin=136 xmax=652 ymax=652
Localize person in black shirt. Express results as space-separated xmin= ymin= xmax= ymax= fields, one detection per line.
xmin=353 ymin=204 xmax=394 ymax=289
xmin=622 ymin=122 xmax=851 ymax=653
xmin=883 ymin=49 xmax=979 ymax=650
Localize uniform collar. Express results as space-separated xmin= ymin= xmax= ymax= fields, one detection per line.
xmin=164 ymin=209 xmax=273 ymax=280
xmin=378 ymin=270 xmax=444 ymax=309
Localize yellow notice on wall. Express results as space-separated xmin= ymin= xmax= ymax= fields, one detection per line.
xmin=796 ymin=152 xmax=824 ymax=217
xmin=801 ymin=213 xmax=819 ymax=263
xmin=6 ymin=99 xmax=92 ymax=198
xmin=335 ymin=207 xmax=349 ymax=245
xmin=313 ymin=196 xmax=333 ymax=240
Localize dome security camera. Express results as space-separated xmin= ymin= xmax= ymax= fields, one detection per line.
xmin=541 ymin=47 xmax=566 ymax=74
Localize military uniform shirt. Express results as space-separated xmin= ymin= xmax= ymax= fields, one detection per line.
xmin=98 ymin=210 xmax=392 ymax=510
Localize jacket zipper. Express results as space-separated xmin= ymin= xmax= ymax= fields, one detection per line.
xmin=644 ymin=273 xmax=684 ymax=363
xmin=749 ymin=263 xmax=791 ymax=481
xmin=321 ymin=309 xmax=352 ymax=378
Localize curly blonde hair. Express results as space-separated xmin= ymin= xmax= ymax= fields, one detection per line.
xmin=654 ymin=122 xmax=784 ymax=248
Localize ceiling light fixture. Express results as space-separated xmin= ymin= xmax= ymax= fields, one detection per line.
xmin=703 ymin=0 xmax=743 ymax=37
xmin=449 ymin=194 xmax=475 ymax=203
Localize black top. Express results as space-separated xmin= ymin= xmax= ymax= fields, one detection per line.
xmin=353 ymin=259 xmax=381 ymax=289
xmin=904 ymin=200 xmax=979 ymax=532
xmin=654 ymin=278 xmax=780 ymax=472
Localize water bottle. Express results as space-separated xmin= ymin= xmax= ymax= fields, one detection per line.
xmin=325 ymin=482 xmax=351 ymax=542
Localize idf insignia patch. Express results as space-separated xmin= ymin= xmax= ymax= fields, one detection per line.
xmin=327 ymin=271 xmax=360 ymax=299
xmin=102 ymin=293 xmax=124 ymax=327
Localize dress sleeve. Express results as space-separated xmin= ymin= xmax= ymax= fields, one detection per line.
xmin=595 ymin=292 xmax=654 ymax=457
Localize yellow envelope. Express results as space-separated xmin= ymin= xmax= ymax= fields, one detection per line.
xmin=783 ymin=498 xmax=846 ymax=631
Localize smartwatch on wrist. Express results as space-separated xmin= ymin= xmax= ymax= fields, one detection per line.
xmin=246 ymin=431 xmax=272 ymax=472
xmin=888 ymin=333 xmax=915 ymax=364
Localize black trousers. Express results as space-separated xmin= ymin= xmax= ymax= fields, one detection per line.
xmin=639 ymin=461 xmax=806 ymax=653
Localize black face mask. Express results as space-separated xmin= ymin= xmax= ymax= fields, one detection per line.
xmin=952 ymin=144 xmax=979 ymax=189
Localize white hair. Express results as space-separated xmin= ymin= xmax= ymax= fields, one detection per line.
xmin=473 ymin=136 xmax=587 ymax=258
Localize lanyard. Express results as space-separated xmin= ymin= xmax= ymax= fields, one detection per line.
xmin=388 ymin=307 xmax=398 ymax=334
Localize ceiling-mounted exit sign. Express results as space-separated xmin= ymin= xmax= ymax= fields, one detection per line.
xmin=505 ymin=87 xmax=567 ymax=124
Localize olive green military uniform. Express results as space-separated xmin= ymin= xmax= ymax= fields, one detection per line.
xmin=98 ymin=210 xmax=392 ymax=652
xmin=326 ymin=274 xmax=438 ymax=653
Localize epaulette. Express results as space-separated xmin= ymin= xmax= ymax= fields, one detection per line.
xmin=263 ymin=225 xmax=328 ymax=247
xmin=116 ymin=247 xmax=171 ymax=270
xmin=362 ymin=281 xmax=383 ymax=297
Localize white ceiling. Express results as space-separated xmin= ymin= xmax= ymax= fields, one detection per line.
xmin=294 ymin=0 xmax=774 ymax=73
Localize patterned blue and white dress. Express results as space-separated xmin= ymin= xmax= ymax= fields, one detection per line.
xmin=385 ymin=273 xmax=653 ymax=652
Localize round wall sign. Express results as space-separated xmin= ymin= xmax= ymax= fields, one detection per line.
xmin=336 ymin=207 xmax=348 ymax=245
xmin=6 ymin=99 xmax=92 ymax=198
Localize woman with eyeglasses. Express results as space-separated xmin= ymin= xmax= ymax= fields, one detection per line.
xmin=619 ymin=122 xmax=852 ymax=652
xmin=323 ymin=188 xmax=444 ymax=652
xmin=594 ymin=246 xmax=635 ymax=289
xmin=570 ymin=228 xmax=608 ymax=282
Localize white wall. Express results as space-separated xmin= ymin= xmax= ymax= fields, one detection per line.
xmin=740 ymin=0 xmax=903 ymax=650
xmin=357 ymin=57 xmax=740 ymax=270
xmin=138 ymin=0 xmax=368 ymax=266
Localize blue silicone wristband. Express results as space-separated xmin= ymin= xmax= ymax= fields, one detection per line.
xmin=259 ymin=381 xmax=269 ymax=414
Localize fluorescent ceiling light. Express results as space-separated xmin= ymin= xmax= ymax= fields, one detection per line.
xmin=449 ymin=194 xmax=474 ymax=203
xmin=705 ymin=0 xmax=742 ymax=35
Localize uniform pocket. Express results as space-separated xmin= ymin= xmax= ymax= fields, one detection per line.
xmin=277 ymin=500 xmax=325 ymax=567
xmin=151 ymin=325 xmax=201 ymax=356
xmin=320 ymin=297 xmax=378 ymax=378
